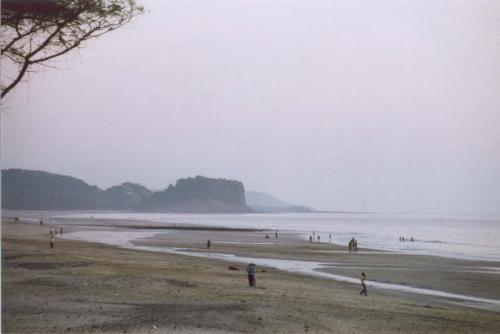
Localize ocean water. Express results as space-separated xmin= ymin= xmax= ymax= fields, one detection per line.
xmin=57 ymin=212 xmax=500 ymax=262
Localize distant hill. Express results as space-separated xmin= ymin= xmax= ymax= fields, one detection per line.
xmin=246 ymin=191 xmax=291 ymax=208
xmin=143 ymin=176 xmax=248 ymax=213
xmin=1 ymin=169 xmax=105 ymax=210
xmin=246 ymin=191 xmax=312 ymax=213
xmin=1 ymin=169 xmax=250 ymax=213
xmin=104 ymin=182 xmax=152 ymax=209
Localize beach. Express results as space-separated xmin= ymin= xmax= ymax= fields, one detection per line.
xmin=3 ymin=217 xmax=500 ymax=333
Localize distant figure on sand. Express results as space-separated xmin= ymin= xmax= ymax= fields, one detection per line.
xmin=317 ymin=235 xmax=320 ymax=243
xmin=360 ymin=272 xmax=367 ymax=296
xmin=207 ymin=239 xmax=211 ymax=249
xmin=348 ymin=238 xmax=358 ymax=252
xmin=309 ymin=235 xmax=313 ymax=243
xmin=275 ymin=231 xmax=278 ymax=239
xmin=60 ymin=227 xmax=63 ymax=236
xmin=50 ymin=235 xmax=55 ymax=249
xmin=247 ymin=263 xmax=257 ymax=288
xmin=39 ymin=219 xmax=43 ymax=225
xmin=329 ymin=233 xmax=332 ymax=243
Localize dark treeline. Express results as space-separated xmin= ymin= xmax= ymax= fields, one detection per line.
xmin=1 ymin=169 xmax=250 ymax=213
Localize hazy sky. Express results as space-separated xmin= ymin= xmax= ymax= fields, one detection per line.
xmin=1 ymin=0 xmax=499 ymax=213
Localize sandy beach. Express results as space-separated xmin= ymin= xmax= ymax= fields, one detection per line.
xmin=3 ymin=217 xmax=500 ymax=333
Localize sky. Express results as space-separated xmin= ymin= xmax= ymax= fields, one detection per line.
xmin=1 ymin=0 xmax=500 ymax=213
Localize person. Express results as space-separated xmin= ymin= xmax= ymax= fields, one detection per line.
xmin=207 ymin=239 xmax=211 ymax=249
xmin=275 ymin=231 xmax=278 ymax=239
xmin=39 ymin=219 xmax=43 ymax=225
xmin=329 ymin=233 xmax=332 ymax=243
xmin=309 ymin=235 xmax=313 ymax=243
xmin=247 ymin=263 xmax=257 ymax=288
xmin=317 ymin=235 xmax=320 ymax=243
xmin=50 ymin=235 xmax=55 ymax=249
xmin=60 ymin=227 xmax=63 ymax=236
xmin=360 ymin=272 xmax=367 ymax=296
xmin=354 ymin=239 xmax=358 ymax=252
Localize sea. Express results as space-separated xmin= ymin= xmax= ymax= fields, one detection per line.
xmin=56 ymin=212 xmax=500 ymax=262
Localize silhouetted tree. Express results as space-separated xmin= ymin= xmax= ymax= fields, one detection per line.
xmin=1 ymin=0 xmax=143 ymax=98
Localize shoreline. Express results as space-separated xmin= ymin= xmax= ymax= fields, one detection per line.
xmin=3 ymin=219 xmax=500 ymax=333
xmin=64 ymin=228 xmax=500 ymax=312
xmin=6 ymin=211 xmax=500 ymax=262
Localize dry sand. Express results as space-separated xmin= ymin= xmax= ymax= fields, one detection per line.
xmin=2 ymin=217 xmax=500 ymax=333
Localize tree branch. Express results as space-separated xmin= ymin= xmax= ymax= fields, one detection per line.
xmin=1 ymin=60 xmax=29 ymax=98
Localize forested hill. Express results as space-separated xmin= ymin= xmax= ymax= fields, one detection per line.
xmin=144 ymin=176 xmax=248 ymax=213
xmin=1 ymin=169 xmax=249 ymax=213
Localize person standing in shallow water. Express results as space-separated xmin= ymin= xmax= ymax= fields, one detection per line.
xmin=360 ymin=272 xmax=367 ymax=296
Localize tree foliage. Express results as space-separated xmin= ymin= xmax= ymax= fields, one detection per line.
xmin=1 ymin=0 xmax=143 ymax=98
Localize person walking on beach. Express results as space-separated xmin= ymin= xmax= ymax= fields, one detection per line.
xmin=40 ymin=219 xmax=43 ymax=226
xmin=247 ymin=263 xmax=257 ymax=288
xmin=60 ymin=227 xmax=63 ymax=237
xmin=207 ymin=239 xmax=211 ymax=249
xmin=50 ymin=235 xmax=55 ymax=249
xmin=317 ymin=235 xmax=320 ymax=243
xmin=275 ymin=231 xmax=278 ymax=239
xmin=329 ymin=233 xmax=332 ymax=243
xmin=309 ymin=235 xmax=313 ymax=243
xmin=359 ymin=272 xmax=367 ymax=296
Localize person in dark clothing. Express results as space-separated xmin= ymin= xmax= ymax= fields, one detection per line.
xmin=207 ymin=239 xmax=211 ymax=249
xmin=50 ymin=235 xmax=55 ymax=249
xmin=247 ymin=263 xmax=257 ymax=288
xmin=360 ymin=272 xmax=367 ymax=296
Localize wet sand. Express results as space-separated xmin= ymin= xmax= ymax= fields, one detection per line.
xmin=3 ymin=217 xmax=500 ymax=333
xmin=130 ymin=229 xmax=500 ymax=306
